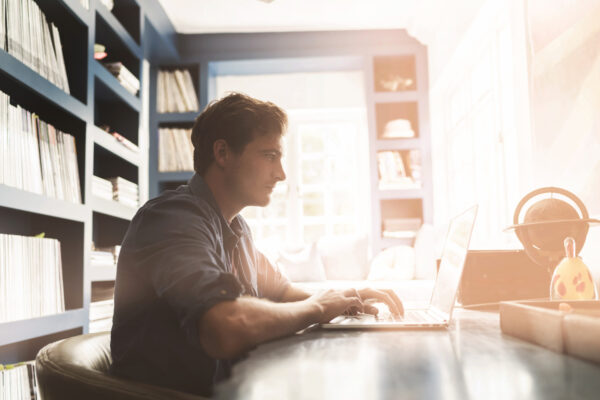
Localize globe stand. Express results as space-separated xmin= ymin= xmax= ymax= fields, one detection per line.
xmin=509 ymin=187 xmax=596 ymax=272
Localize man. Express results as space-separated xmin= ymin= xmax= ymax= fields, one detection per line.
xmin=110 ymin=93 xmax=404 ymax=397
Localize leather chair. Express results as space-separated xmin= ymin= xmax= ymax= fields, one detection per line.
xmin=35 ymin=332 xmax=206 ymax=400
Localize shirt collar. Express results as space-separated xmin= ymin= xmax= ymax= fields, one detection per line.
xmin=188 ymin=174 xmax=247 ymax=242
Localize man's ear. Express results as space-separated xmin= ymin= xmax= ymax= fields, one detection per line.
xmin=213 ymin=139 xmax=229 ymax=168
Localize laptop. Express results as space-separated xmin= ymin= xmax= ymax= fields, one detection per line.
xmin=321 ymin=205 xmax=478 ymax=329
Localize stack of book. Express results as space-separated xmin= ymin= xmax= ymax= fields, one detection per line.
xmin=156 ymin=69 xmax=199 ymax=113
xmin=0 ymin=362 xmax=38 ymax=400
xmin=2 ymin=0 xmax=70 ymax=93
xmin=158 ymin=127 xmax=194 ymax=172
xmin=89 ymin=299 xmax=114 ymax=333
xmin=90 ymin=245 xmax=121 ymax=281
xmin=90 ymin=281 xmax=115 ymax=333
xmin=0 ymin=90 xmax=82 ymax=203
xmin=103 ymin=62 xmax=140 ymax=96
xmin=377 ymin=150 xmax=421 ymax=190
xmin=382 ymin=118 xmax=415 ymax=138
xmin=382 ymin=218 xmax=422 ymax=239
xmin=0 ymin=233 xmax=64 ymax=323
xmin=110 ymin=177 xmax=138 ymax=208
xmin=91 ymin=176 xmax=113 ymax=201
xmin=90 ymin=247 xmax=118 ymax=269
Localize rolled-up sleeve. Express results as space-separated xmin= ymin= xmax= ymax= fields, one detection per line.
xmin=132 ymin=199 xmax=243 ymax=345
xmin=256 ymin=251 xmax=291 ymax=302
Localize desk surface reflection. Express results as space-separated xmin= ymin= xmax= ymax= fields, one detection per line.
xmin=215 ymin=309 xmax=600 ymax=400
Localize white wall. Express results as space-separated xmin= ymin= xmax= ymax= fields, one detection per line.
xmin=528 ymin=0 xmax=600 ymax=280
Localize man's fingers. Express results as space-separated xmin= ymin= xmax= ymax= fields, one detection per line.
xmin=345 ymin=296 xmax=364 ymax=313
xmin=360 ymin=288 xmax=404 ymax=317
xmin=384 ymin=289 xmax=405 ymax=317
xmin=364 ymin=304 xmax=379 ymax=315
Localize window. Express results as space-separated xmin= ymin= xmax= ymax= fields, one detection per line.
xmin=214 ymin=68 xmax=370 ymax=251
xmin=432 ymin=0 xmax=531 ymax=248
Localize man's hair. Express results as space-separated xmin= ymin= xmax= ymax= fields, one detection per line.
xmin=191 ymin=92 xmax=288 ymax=175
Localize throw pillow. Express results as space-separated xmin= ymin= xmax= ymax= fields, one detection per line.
xmin=277 ymin=242 xmax=327 ymax=282
xmin=368 ymin=245 xmax=415 ymax=281
xmin=317 ymin=234 xmax=369 ymax=280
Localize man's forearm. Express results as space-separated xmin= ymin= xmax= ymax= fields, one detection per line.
xmin=279 ymin=284 xmax=312 ymax=302
xmin=199 ymin=296 xmax=320 ymax=359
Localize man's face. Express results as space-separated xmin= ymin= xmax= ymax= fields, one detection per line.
xmin=225 ymin=132 xmax=286 ymax=208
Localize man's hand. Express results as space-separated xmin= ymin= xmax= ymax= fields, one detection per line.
xmin=308 ymin=289 xmax=364 ymax=323
xmin=348 ymin=288 xmax=405 ymax=318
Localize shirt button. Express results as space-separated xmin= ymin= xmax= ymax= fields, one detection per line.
xmin=220 ymin=289 xmax=227 ymax=295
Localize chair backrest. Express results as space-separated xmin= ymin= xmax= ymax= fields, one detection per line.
xmin=35 ymin=332 xmax=205 ymax=400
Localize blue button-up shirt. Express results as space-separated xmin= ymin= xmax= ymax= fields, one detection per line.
xmin=110 ymin=174 xmax=290 ymax=396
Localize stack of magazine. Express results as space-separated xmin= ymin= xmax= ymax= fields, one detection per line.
xmin=103 ymin=62 xmax=139 ymax=96
xmin=110 ymin=177 xmax=138 ymax=208
xmin=89 ymin=299 xmax=114 ymax=333
xmin=91 ymin=176 xmax=113 ymax=201
xmin=92 ymin=176 xmax=138 ymax=208
xmin=0 ymin=90 xmax=82 ymax=203
xmin=156 ymin=69 xmax=199 ymax=113
xmin=158 ymin=127 xmax=194 ymax=172
xmin=90 ymin=244 xmax=120 ymax=271
xmin=0 ymin=362 xmax=38 ymax=400
xmin=90 ymin=282 xmax=115 ymax=333
xmin=0 ymin=233 xmax=65 ymax=323
xmin=1 ymin=0 xmax=70 ymax=93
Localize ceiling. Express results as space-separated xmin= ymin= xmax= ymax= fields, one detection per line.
xmin=156 ymin=0 xmax=449 ymax=44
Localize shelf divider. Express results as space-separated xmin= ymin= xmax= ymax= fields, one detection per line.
xmin=91 ymin=125 xmax=141 ymax=167
xmin=0 ymin=309 xmax=86 ymax=347
xmin=90 ymin=196 xmax=137 ymax=221
xmin=95 ymin=4 xmax=142 ymax=59
xmin=94 ymin=60 xmax=141 ymax=112
xmin=0 ymin=49 xmax=88 ymax=120
xmin=0 ymin=184 xmax=88 ymax=222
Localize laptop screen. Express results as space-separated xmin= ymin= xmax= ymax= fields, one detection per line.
xmin=430 ymin=205 xmax=478 ymax=317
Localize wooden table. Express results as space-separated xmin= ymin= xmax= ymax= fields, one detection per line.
xmin=215 ymin=309 xmax=600 ymax=399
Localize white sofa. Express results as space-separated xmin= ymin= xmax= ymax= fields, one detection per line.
xmin=266 ymin=226 xmax=440 ymax=305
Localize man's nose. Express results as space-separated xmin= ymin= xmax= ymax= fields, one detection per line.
xmin=276 ymin=160 xmax=286 ymax=181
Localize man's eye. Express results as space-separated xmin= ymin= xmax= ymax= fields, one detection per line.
xmin=265 ymin=154 xmax=276 ymax=161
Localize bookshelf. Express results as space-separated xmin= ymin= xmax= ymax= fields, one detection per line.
xmin=149 ymin=64 xmax=200 ymax=198
xmin=367 ymin=49 xmax=433 ymax=252
xmin=0 ymin=0 xmax=167 ymax=365
xmin=147 ymin=31 xmax=432 ymax=254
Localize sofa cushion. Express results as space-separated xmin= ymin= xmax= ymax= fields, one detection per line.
xmin=277 ymin=242 xmax=327 ymax=282
xmin=317 ymin=234 xmax=369 ymax=280
xmin=368 ymin=245 xmax=415 ymax=281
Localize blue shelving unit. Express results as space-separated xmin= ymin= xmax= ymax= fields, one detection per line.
xmin=0 ymin=0 xmax=177 ymax=364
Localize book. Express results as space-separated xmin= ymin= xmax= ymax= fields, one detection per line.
xmin=156 ymin=69 xmax=199 ymax=113
xmin=377 ymin=151 xmax=419 ymax=190
xmin=158 ymin=127 xmax=194 ymax=172
xmin=0 ymin=233 xmax=65 ymax=323
xmin=0 ymin=361 xmax=39 ymax=400
xmin=4 ymin=0 xmax=70 ymax=93
xmin=108 ymin=177 xmax=139 ymax=208
xmin=0 ymin=89 xmax=81 ymax=203
xmin=102 ymin=62 xmax=140 ymax=96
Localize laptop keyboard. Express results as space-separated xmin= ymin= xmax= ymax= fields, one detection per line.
xmin=332 ymin=309 xmax=440 ymax=325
